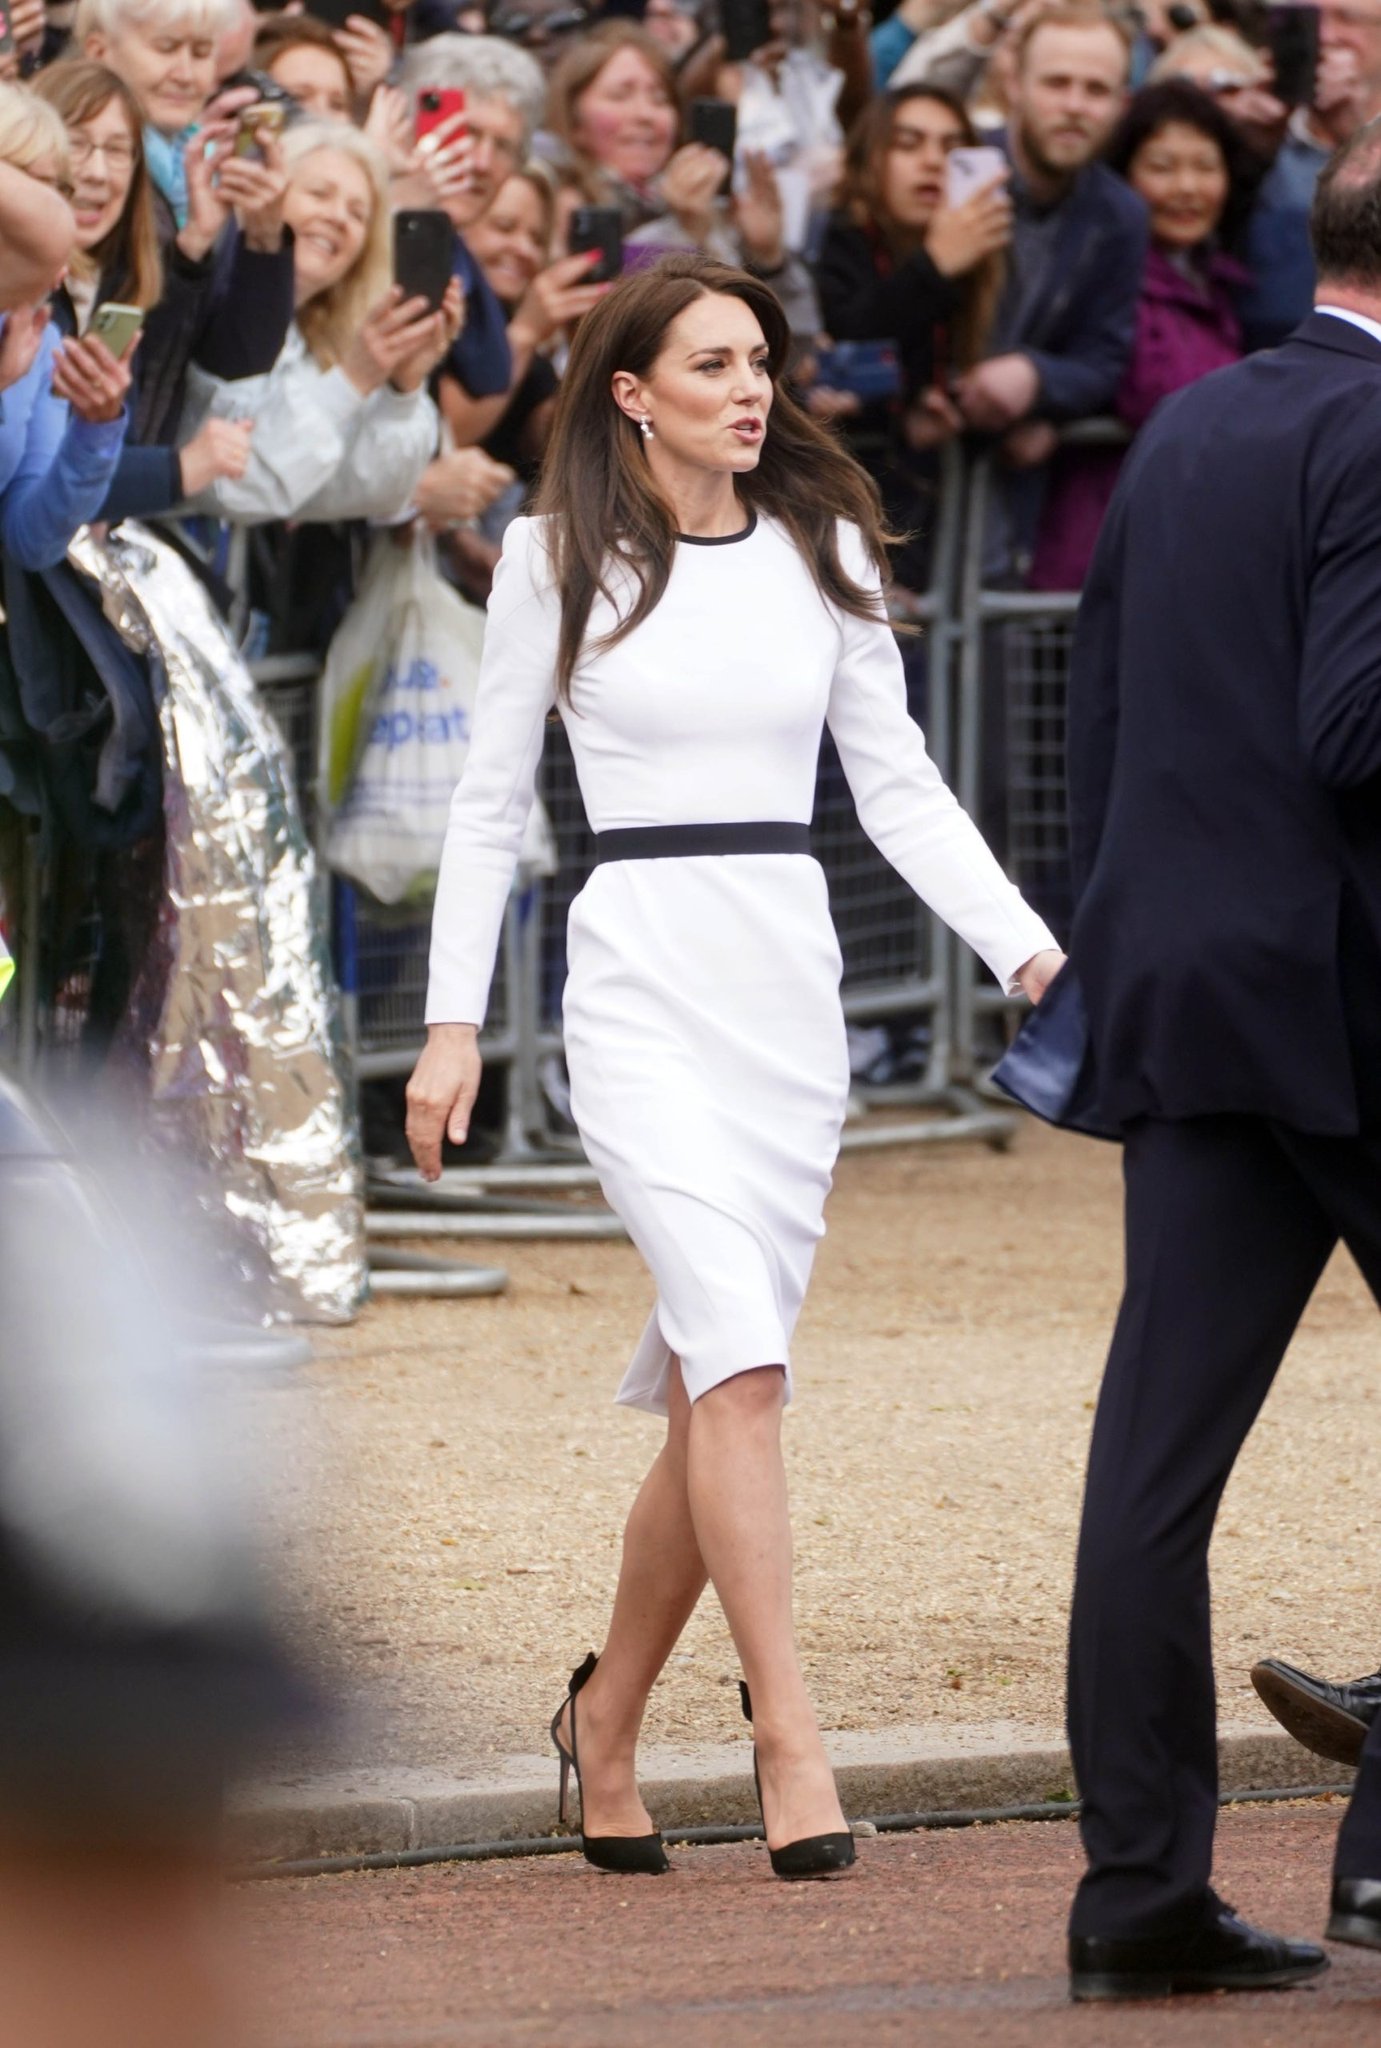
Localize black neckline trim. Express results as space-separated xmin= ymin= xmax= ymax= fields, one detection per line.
xmin=676 ymin=508 xmax=758 ymax=547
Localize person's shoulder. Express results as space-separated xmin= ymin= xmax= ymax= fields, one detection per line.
xmin=493 ymin=515 xmax=559 ymax=613
xmin=1081 ymin=161 xmax=1149 ymax=232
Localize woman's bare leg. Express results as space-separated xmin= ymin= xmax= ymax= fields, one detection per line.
xmin=685 ymin=1365 xmax=846 ymax=1849
xmin=556 ymin=1362 xmax=709 ymax=1835
xmin=570 ymin=1360 xmax=845 ymax=1850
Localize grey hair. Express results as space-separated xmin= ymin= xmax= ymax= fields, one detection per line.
xmin=75 ymin=0 xmax=240 ymax=43
xmin=400 ymin=33 xmax=546 ymax=145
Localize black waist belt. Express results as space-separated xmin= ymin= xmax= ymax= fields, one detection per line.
xmin=594 ymin=822 xmax=813 ymax=864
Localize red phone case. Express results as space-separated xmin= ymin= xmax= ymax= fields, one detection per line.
xmin=416 ymin=87 xmax=466 ymax=143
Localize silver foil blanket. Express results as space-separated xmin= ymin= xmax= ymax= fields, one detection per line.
xmin=68 ymin=523 xmax=367 ymax=1323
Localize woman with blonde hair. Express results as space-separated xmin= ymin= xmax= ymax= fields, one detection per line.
xmin=177 ymin=122 xmax=459 ymax=524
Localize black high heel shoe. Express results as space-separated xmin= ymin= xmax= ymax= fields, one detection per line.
xmin=549 ymin=1652 xmax=669 ymax=1875
xmin=739 ymin=1681 xmax=856 ymax=1880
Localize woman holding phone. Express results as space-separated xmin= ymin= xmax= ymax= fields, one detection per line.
xmin=177 ymin=122 xmax=458 ymax=523
xmin=814 ymin=84 xmax=1010 ymax=590
xmin=407 ymin=252 xmax=1060 ymax=1880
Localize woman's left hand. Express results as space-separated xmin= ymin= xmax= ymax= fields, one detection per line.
xmin=1015 ymin=948 xmax=1065 ymax=1004
xmin=52 ymin=330 xmax=134 ymax=424
xmin=390 ymin=275 xmax=463 ymax=394
xmin=335 ymin=14 xmax=395 ymax=102
xmin=732 ymin=150 xmax=784 ymax=271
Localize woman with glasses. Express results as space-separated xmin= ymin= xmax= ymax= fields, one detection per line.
xmin=34 ymin=59 xmax=263 ymax=507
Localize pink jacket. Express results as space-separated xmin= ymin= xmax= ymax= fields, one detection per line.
xmin=1028 ymin=244 xmax=1248 ymax=593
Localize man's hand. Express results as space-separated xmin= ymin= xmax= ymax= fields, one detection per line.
xmin=954 ymin=352 xmax=1041 ymax=433
xmin=1015 ymin=947 xmax=1065 ymax=1004
xmin=406 ymin=1022 xmax=483 ymax=1180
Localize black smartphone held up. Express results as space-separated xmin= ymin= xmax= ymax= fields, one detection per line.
xmin=569 ymin=205 xmax=624 ymax=284
xmin=719 ymin=0 xmax=772 ymax=63
xmin=1264 ymin=2 xmax=1320 ymax=106
xmin=305 ymin=0 xmax=392 ymax=32
xmin=690 ymin=95 xmax=737 ymax=194
xmin=393 ymin=209 xmax=454 ymax=314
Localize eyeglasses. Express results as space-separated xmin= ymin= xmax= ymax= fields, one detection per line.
xmin=69 ymin=133 xmax=137 ymax=171
xmin=491 ymin=6 xmax=588 ymax=39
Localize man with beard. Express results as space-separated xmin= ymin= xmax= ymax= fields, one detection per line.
xmin=953 ymin=6 xmax=1146 ymax=571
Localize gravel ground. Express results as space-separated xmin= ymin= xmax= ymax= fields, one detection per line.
xmin=242 ymin=1802 xmax=1379 ymax=2047
xmin=260 ymin=1118 xmax=1380 ymax=1780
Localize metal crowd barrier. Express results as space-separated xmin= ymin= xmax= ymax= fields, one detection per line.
xmin=951 ymin=422 xmax=1128 ymax=1089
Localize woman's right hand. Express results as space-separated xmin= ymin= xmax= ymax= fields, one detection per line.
xmin=510 ymin=249 xmax=609 ymax=351
xmin=659 ymin=142 xmax=728 ymax=242
xmin=341 ymin=288 xmax=448 ymax=397
xmin=406 ymin=1023 xmax=483 ymax=1179
xmin=178 ymin=416 xmax=255 ymax=496
xmin=924 ymin=175 xmax=1012 ymax=278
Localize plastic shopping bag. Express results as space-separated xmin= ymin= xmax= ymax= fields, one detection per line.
xmin=322 ymin=532 xmax=540 ymax=907
xmin=0 ymin=934 xmax=11 ymax=1005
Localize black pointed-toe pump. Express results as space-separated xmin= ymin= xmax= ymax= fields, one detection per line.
xmin=549 ymin=1652 xmax=670 ymax=1875
xmin=739 ymin=1681 xmax=856 ymax=1880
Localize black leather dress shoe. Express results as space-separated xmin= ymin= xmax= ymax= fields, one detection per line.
xmin=1328 ymin=1878 xmax=1381 ymax=1951
xmin=1251 ymin=1657 xmax=1381 ymax=1767
xmin=1069 ymin=1902 xmax=1329 ymax=2001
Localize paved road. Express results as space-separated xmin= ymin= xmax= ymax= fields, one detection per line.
xmin=243 ymin=1802 xmax=1381 ymax=2047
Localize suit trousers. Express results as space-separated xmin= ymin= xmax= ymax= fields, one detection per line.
xmin=1068 ymin=1113 xmax=1381 ymax=1938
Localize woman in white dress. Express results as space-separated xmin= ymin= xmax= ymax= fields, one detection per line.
xmin=407 ymin=251 xmax=1061 ymax=1879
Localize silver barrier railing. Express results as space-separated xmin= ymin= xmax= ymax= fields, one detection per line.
xmin=951 ymin=421 xmax=1128 ymax=1087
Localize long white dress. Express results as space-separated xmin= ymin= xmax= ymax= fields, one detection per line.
xmin=426 ymin=511 xmax=1055 ymax=1416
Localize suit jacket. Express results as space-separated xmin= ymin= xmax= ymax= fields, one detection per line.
xmin=999 ymin=153 xmax=1149 ymax=424
xmin=1067 ymin=310 xmax=1381 ymax=1135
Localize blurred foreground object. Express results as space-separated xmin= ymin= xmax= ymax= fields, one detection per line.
xmin=0 ymin=1071 xmax=317 ymax=2046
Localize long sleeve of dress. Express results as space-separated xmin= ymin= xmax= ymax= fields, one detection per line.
xmin=0 ymin=329 xmax=128 ymax=569
xmin=425 ymin=517 xmax=557 ymax=1025
xmin=826 ymin=527 xmax=1055 ymax=989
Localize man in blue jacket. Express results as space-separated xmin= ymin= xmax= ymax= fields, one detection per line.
xmin=953 ymin=7 xmax=1147 ymax=573
xmin=1061 ymin=120 xmax=1381 ymax=2001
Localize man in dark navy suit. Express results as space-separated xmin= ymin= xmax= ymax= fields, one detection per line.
xmin=1062 ymin=119 xmax=1381 ymax=2001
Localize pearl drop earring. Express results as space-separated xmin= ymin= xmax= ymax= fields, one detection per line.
xmin=639 ymin=417 xmax=654 ymax=440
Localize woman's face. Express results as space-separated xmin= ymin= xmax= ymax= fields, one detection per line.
xmin=1129 ymin=117 xmax=1229 ymax=249
xmin=85 ymin=19 xmax=216 ymax=138
xmin=69 ymin=95 xmax=138 ymax=252
xmin=465 ymin=174 xmax=548 ymax=307
xmin=267 ymin=43 xmax=353 ymax=123
xmin=879 ymin=95 xmax=969 ymax=231
xmin=571 ymin=46 xmax=678 ymax=188
xmin=282 ymin=147 xmax=373 ymax=304
xmin=618 ymin=290 xmax=773 ymax=478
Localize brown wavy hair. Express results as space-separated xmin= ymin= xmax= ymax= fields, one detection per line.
xmin=534 ymin=252 xmax=896 ymax=700
xmin=546 ymin=21 xmax=682 ymax=190
xmin=842 ymin=84 xmax=1002 ymax=372
xmin=34 ymin=62 xmax=162 ymax=310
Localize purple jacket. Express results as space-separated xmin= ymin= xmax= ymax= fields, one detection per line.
xmin=1028 ymin=244 xmax=1248 ymax=592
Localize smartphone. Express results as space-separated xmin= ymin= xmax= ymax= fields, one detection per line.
xmin=945 ymin=144 xmax=1007 ymax=209
xmin=813 ymin=339 xmax=901 ymax=403
xmin=416 ymin=85 xmax=466 ymax=144
xmin=233 ymin=100 xmax=286 ymax=160
xmin=1264 ymin=2 xmax=1320 ymax=105
xmin=719 ymin=0 xmax=772 ymax=64
xmin=393 ymin=209 xmax=454 ymax=314
xmin=302 ymin=0 xmax=392 ymax=29
xmin=569 ymin=205 xmax=624 ymax=285
xmin=88 ymin=301 xmax=145 ymax=359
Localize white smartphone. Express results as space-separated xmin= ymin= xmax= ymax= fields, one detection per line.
xmin=945 ymin=145 xmax=1008 ymax=209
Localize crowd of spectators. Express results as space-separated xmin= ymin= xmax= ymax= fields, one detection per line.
xmin=0 ymin=0 xmax=1378 ymax=1071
